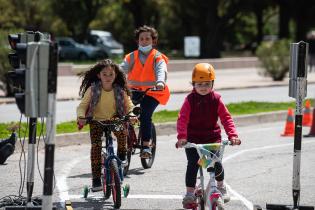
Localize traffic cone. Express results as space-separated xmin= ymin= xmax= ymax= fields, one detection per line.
xmin=281 ymin=108 xmax=295 ymax=137
xmin=302 ymin=99 xmax=312 ymax=126
xmin=304 ymin=107 xmax=315 ymax=137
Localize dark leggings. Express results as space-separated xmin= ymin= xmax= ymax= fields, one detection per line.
xmin=132 ymin=93 xmax=159 ymax=142
xmin=185 ymin=148 xmax=224 ymax=188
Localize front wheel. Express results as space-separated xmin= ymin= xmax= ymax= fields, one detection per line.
xmin=110 ymin=160 xmax=122 ymax=209
xmin=141 ymin=123 xmax=156 ymax=169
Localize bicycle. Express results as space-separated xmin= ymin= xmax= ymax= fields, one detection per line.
xmin=82 ymin=116 xmax=132 ymax=209
xmin=124 ymin=87 xmax=160 ymax=175
xmin=178 ymin=139 xmax=241 ymax=210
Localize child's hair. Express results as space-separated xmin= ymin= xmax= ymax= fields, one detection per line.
xmin=79 ymin=59 xmax=130 ymax=97
xmin=134 ymin=25 xmax=158 ymax=46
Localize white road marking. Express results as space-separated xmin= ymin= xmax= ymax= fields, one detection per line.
xmin=223 ymin=139 xmax=315 ymax=209
xmin=68 ymin=194 xmax=239 ymax=200
xmin=56 ymin=156 xmax=88 ymax=201
xmin=56 ymin=133 xmax=315 ymax=209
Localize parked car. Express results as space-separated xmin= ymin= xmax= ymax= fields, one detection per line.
xmin=56 ymin=37 xmax=104 ymax=60
xmin=88 ymin=30 xmax=124 ymax=58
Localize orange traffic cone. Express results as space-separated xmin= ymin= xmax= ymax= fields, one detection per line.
xmin=302 ymin=99 xmax=312 ymax=126
xmin=304 ymin=107 xmax=315 ymax=137
xmin=281 ymin=108 xmax=295 ymax=137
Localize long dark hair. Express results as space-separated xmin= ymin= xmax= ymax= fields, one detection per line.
xmin=79 ymin=59 xmax=130 ymax=97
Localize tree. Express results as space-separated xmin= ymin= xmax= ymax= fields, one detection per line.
xmin=51 ymin=0 xmax=108 ymax=42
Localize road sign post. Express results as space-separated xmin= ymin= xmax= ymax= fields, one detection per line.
xmin=265 ymin=42 xmax=314 ymax=210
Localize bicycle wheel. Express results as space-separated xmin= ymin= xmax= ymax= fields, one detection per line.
xmin=110 ymin=160 xmax=122 ymax=209
xmin=102 ymin=160 xmax=111 ymax=199
xmin=198 ymin=197 xmax=205 ymax=210
xmin=124 ymin=125 xmax=136 ymax=176
xmin=141 ymin=123 xmax=156 ymax=169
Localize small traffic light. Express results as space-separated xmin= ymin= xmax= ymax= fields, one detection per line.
xmin=6 ymin=34 xmax=27 ymax=114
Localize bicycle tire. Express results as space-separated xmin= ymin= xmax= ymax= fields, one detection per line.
xmin=198 ymin=197 xmax=205 ymax=210
xmin=110 ymin=160 xmax=122 ymax=209
xmin=102 ymin=159 xmax=111 ymax=199
xmin=124 ymin=125 xmax=136 ymax=176
xmin=141 ymin=123 xmax=156 ymax=169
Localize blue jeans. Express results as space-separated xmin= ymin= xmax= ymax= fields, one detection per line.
xmin=132 ymin=93 xmax=159 ymax=143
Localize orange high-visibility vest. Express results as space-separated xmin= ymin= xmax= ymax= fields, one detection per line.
xmin=126 ymin=49 xmax=170 ymax=105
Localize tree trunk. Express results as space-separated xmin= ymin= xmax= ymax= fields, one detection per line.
xmin=278 ymin=0 xmax=291 ymax=39
xmin=199 ymin=0 xmax=222 ymax=58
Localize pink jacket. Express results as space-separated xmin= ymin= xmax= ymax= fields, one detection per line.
xmin=177 ymin=90 xmax=238 ymax=143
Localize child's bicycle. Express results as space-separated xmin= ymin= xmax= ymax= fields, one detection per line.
xmin=123 ymin=87 xmax=161 ymax=175
xmin=82 ymin=117 xmax=131 ymax=209
xmin=178 ymin=139 xmax=241 ymax=210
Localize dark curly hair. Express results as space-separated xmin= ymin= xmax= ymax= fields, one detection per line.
xmin=78 ymin=59 xmax=130 ymax=98
xmin=134 ymin=25 xmax=158 ymax=46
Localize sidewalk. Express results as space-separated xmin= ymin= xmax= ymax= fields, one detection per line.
xmin=1 ymin=66 xmax=315 ymax=104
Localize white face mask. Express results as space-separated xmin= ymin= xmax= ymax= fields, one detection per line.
xmin=138 ymin=44 xmax=152 ymax=53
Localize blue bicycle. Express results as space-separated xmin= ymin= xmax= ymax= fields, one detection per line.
xmin=83 ymin=117 xmax=131 ymax=209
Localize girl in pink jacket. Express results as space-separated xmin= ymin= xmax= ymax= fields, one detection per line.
xmin=176 ymin=63 xmax=241 ymax=208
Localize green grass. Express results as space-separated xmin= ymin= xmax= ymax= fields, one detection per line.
xmin=0 ymin=100 xmax=309 ymax=139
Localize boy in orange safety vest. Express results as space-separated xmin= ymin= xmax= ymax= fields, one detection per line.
xmin=120 ymin=25 xmax=170 ymax=158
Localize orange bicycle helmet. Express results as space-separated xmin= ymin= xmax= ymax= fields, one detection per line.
xmin=192 ymin=63 xmax=215 ymax=82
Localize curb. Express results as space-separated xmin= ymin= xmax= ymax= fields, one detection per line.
xmin=48 ymin=110 xmax=287 ymax=148
xmin=11 ymin=110 xmax=287 ymax=151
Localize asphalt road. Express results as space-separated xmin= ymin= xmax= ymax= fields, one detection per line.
xmin=1 ymin=122 xmax=314 ymax=209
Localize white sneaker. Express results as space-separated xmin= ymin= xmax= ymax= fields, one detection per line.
xmin=217 ymin=185 xmax=230 ymax=203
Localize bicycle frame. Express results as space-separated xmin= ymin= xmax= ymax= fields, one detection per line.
xmin=183 ymin=140 xmax=230 ymax=210
xmin=100 ymin=124 xmax=124 ymax=183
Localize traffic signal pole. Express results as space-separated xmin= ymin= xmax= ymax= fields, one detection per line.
xmin=42 ymin=42 xmax=58 ymax=210
xmin=5 ymin=32 xmax=59 ymax=209
xmin=265 ymin=42 xmax=314 ymax=210
xmin=26 ymin=117 xmax=37 ymax=205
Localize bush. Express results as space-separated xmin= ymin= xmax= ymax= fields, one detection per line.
xmin=0 ymin=30 xmax=11 ymax=95
xmin=256 ymin=39 xmax=291 ymax=81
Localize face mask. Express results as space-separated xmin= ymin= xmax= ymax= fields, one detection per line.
xmin=138 ymin=44 xmax=152 ymax=53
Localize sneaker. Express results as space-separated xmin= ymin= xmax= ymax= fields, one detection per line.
xmin=118 ymin=154 xmax=128 ymax=167
xmin=91 ymin=178 xmax=102 ymax=192
xmin=140 ymin=147 xmax=152 ymax=159
xmin=182 ymin=194 xmax=197 ymax=209
xmin=217 ymin=185 xmax=230 ymax=203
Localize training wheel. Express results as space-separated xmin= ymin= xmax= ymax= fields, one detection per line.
xmin=123 ymin=184 xmax=130 ymax=198
xmin=83 ymin=185 xmax=89 ymax=198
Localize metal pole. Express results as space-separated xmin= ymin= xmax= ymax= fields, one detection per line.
xmin=27 ymin=117 xmax=37 ymax=205
xmin=292 ymin=42 xmax=307 ymax=209
xmin=42 ymin=42 xmax=58 ymax=210
xmin=42 ymin=94 xmax=56 ymax=210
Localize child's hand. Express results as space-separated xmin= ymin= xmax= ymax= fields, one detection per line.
xmin=77 ymin=118 xmax=86 ymax=130
xmin=229 ymin=137 xmax=241 ymax=146
xmin=175 ymin=139 xmax=187 ymax=148
xmin=155 ymin=82 xmax=165 ymax=90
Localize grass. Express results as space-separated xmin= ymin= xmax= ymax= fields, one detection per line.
xmin=0 ymin=100 xmax=309 ymax=139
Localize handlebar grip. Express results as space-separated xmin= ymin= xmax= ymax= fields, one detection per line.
xmin=230 ymin=139 xmax=241 ymax=145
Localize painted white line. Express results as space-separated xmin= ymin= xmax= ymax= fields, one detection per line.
xmin=56 ymin=156 xmax=88 ymax=201
xmin=223 ymin=139 xmax=315 ymax=210
xmin=69 ymin=194 xmax=239 ymax=200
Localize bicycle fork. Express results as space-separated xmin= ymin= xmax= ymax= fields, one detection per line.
xmin=206 ymin=172 xmax=224 ymax=210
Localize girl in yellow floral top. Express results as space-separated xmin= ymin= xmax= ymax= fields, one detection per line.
xmin=77 ymin=59 xmax=133 ymax=191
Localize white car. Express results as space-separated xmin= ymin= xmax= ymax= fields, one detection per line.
xmin=88 ymin=30 xmax=124 ymax=58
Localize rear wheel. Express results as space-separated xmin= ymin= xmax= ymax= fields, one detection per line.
xmin=110 ymin=160 xmax=122 ymax=209
xmin=141 ymin=123 xmax=156 ymax=169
